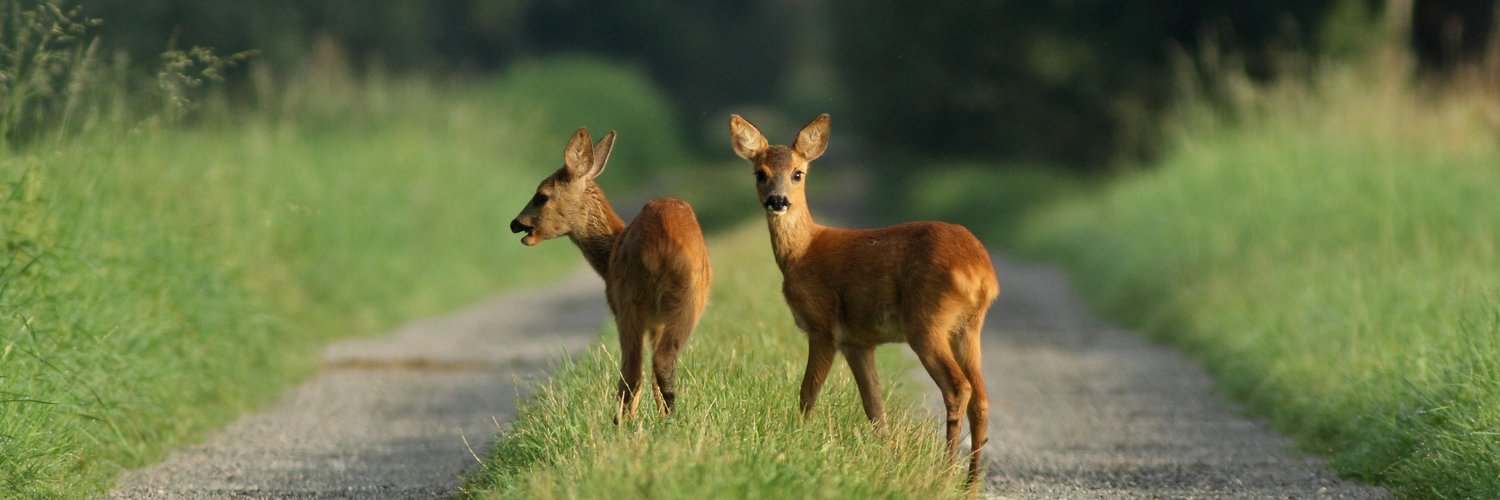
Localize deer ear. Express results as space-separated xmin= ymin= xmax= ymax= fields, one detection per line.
xmin=729 ymin=114 xmax=768 ymax=160
xmin=562 ymin=127 xmax=594 ymax=180
xmin=587 ymin=130 xmax=616 ymax=179
xmin=793 ymin=114 xmax=830 ymax=162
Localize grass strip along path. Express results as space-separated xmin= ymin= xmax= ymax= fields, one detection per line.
xmin=461 ymin=225 xmax=969 ymax=498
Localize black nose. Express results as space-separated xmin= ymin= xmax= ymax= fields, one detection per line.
xmin=764 ymin=195 xmax=791 ymax=212
xmin=510 ymin=219 xmax=529 ymax=233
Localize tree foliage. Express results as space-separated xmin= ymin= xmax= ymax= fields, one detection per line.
xmin=61 ymin=0 xmax=1500 ymax=166
xmin=828 ymin=0 xmax=1345 ymax=167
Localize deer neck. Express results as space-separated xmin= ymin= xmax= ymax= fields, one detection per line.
xmin=567 ymin=183 xmax=625 ymax=278
xmin=766 ymin=205 xmax=820 ymax=271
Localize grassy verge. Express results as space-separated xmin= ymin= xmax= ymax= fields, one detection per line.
xmin=461 ymin=224 xmax=968 ymax=498
xmin=0 ymin=58 xmax=682 ymax=496
xmin=910 ymin=55 xmax=1498 ymax=497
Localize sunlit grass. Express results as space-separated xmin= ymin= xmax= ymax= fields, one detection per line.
xmin=461 ymin=225 xmax=969 ymax=498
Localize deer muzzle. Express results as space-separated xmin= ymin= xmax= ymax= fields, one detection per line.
xmin=510 ymin=219 xmax=540 ymax=246
xmin=764 ymin=195 xmax=791 ymax=215
xmin=509 ymin=219 xmax=531 ymax=234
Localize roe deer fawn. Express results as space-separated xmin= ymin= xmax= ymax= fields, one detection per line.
xmin=729 ymin=114 xmax=999 ymax=483
xmin=510 ymin=128 xmax=712 ymax=423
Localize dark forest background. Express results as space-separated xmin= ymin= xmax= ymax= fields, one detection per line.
xmin=78 ymin=0 xmax=1497 ymax=168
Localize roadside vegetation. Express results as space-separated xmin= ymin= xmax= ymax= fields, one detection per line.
xmin=461 ymin=225 xmax=968 ymax=498
xmin=0 ymin=30 xmax=684 ymax=495
xmin=904 ymin=49 xmax=1500 ymax=497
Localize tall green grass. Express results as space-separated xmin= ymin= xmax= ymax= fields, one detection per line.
xmin=461 ymin=225 xmax=969 ymax=498
xmin=0 ymin=57 xmax=683 ymax=496
xmin=1018 ymin=54 xmax=1500 ymax=497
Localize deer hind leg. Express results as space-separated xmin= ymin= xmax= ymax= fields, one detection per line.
xmin=955 ymin=309 xmax=990 ymax=485
xmin=909 ymin=311 xmax=972 ymax=463
xmin=614 ymin=319 xmax=648 ymax=425
xmin=841 ymin=343 xmax=886 ymax=429
xmin=652 ymin=304 xmax=701 ymax=415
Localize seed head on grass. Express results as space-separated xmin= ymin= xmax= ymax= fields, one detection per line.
xmin=155 ymin=45 xmax=256 ymax=122
xmin=0 ymin=0 xmax=100 ymax=146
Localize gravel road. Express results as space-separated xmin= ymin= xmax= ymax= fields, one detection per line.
xmin=110 ymin=271 xmax=607 ymax=499
xmin=960 ymin=255 xmax=1387 ymax=498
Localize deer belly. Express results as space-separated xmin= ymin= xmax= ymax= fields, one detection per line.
xmin=784 ymin=286 xmax=904 ymax=344
xmin=839 ymin=303 xmax=906 ymax=344
xmin=870 ymin=315 xmax=908 ymax=343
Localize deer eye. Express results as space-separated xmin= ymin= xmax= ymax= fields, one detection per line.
xmin=531 ymin=193 xmax=549 ymax=207
xmin=792 ymin=171 xmax=804 ymax=182
xmin=754 ymin=171 xmax=768 ymax=183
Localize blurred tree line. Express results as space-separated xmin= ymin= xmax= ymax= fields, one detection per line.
xmin=72 ymin=0 xmax=1496 ymax=168
xmin=832 ymin=1 xmax=1341 ymax=166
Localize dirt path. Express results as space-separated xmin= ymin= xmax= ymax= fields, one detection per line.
xmin=110 ymin=270 xmax=607 ymax=499
xmin=962 ymin=256 xmax=1386 ymax=498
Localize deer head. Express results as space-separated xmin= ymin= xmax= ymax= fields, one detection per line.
xmin=510 ymin=127 xmax=616 ymax=246
xmin=729 ymin=114 xmax=829 ymax=217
